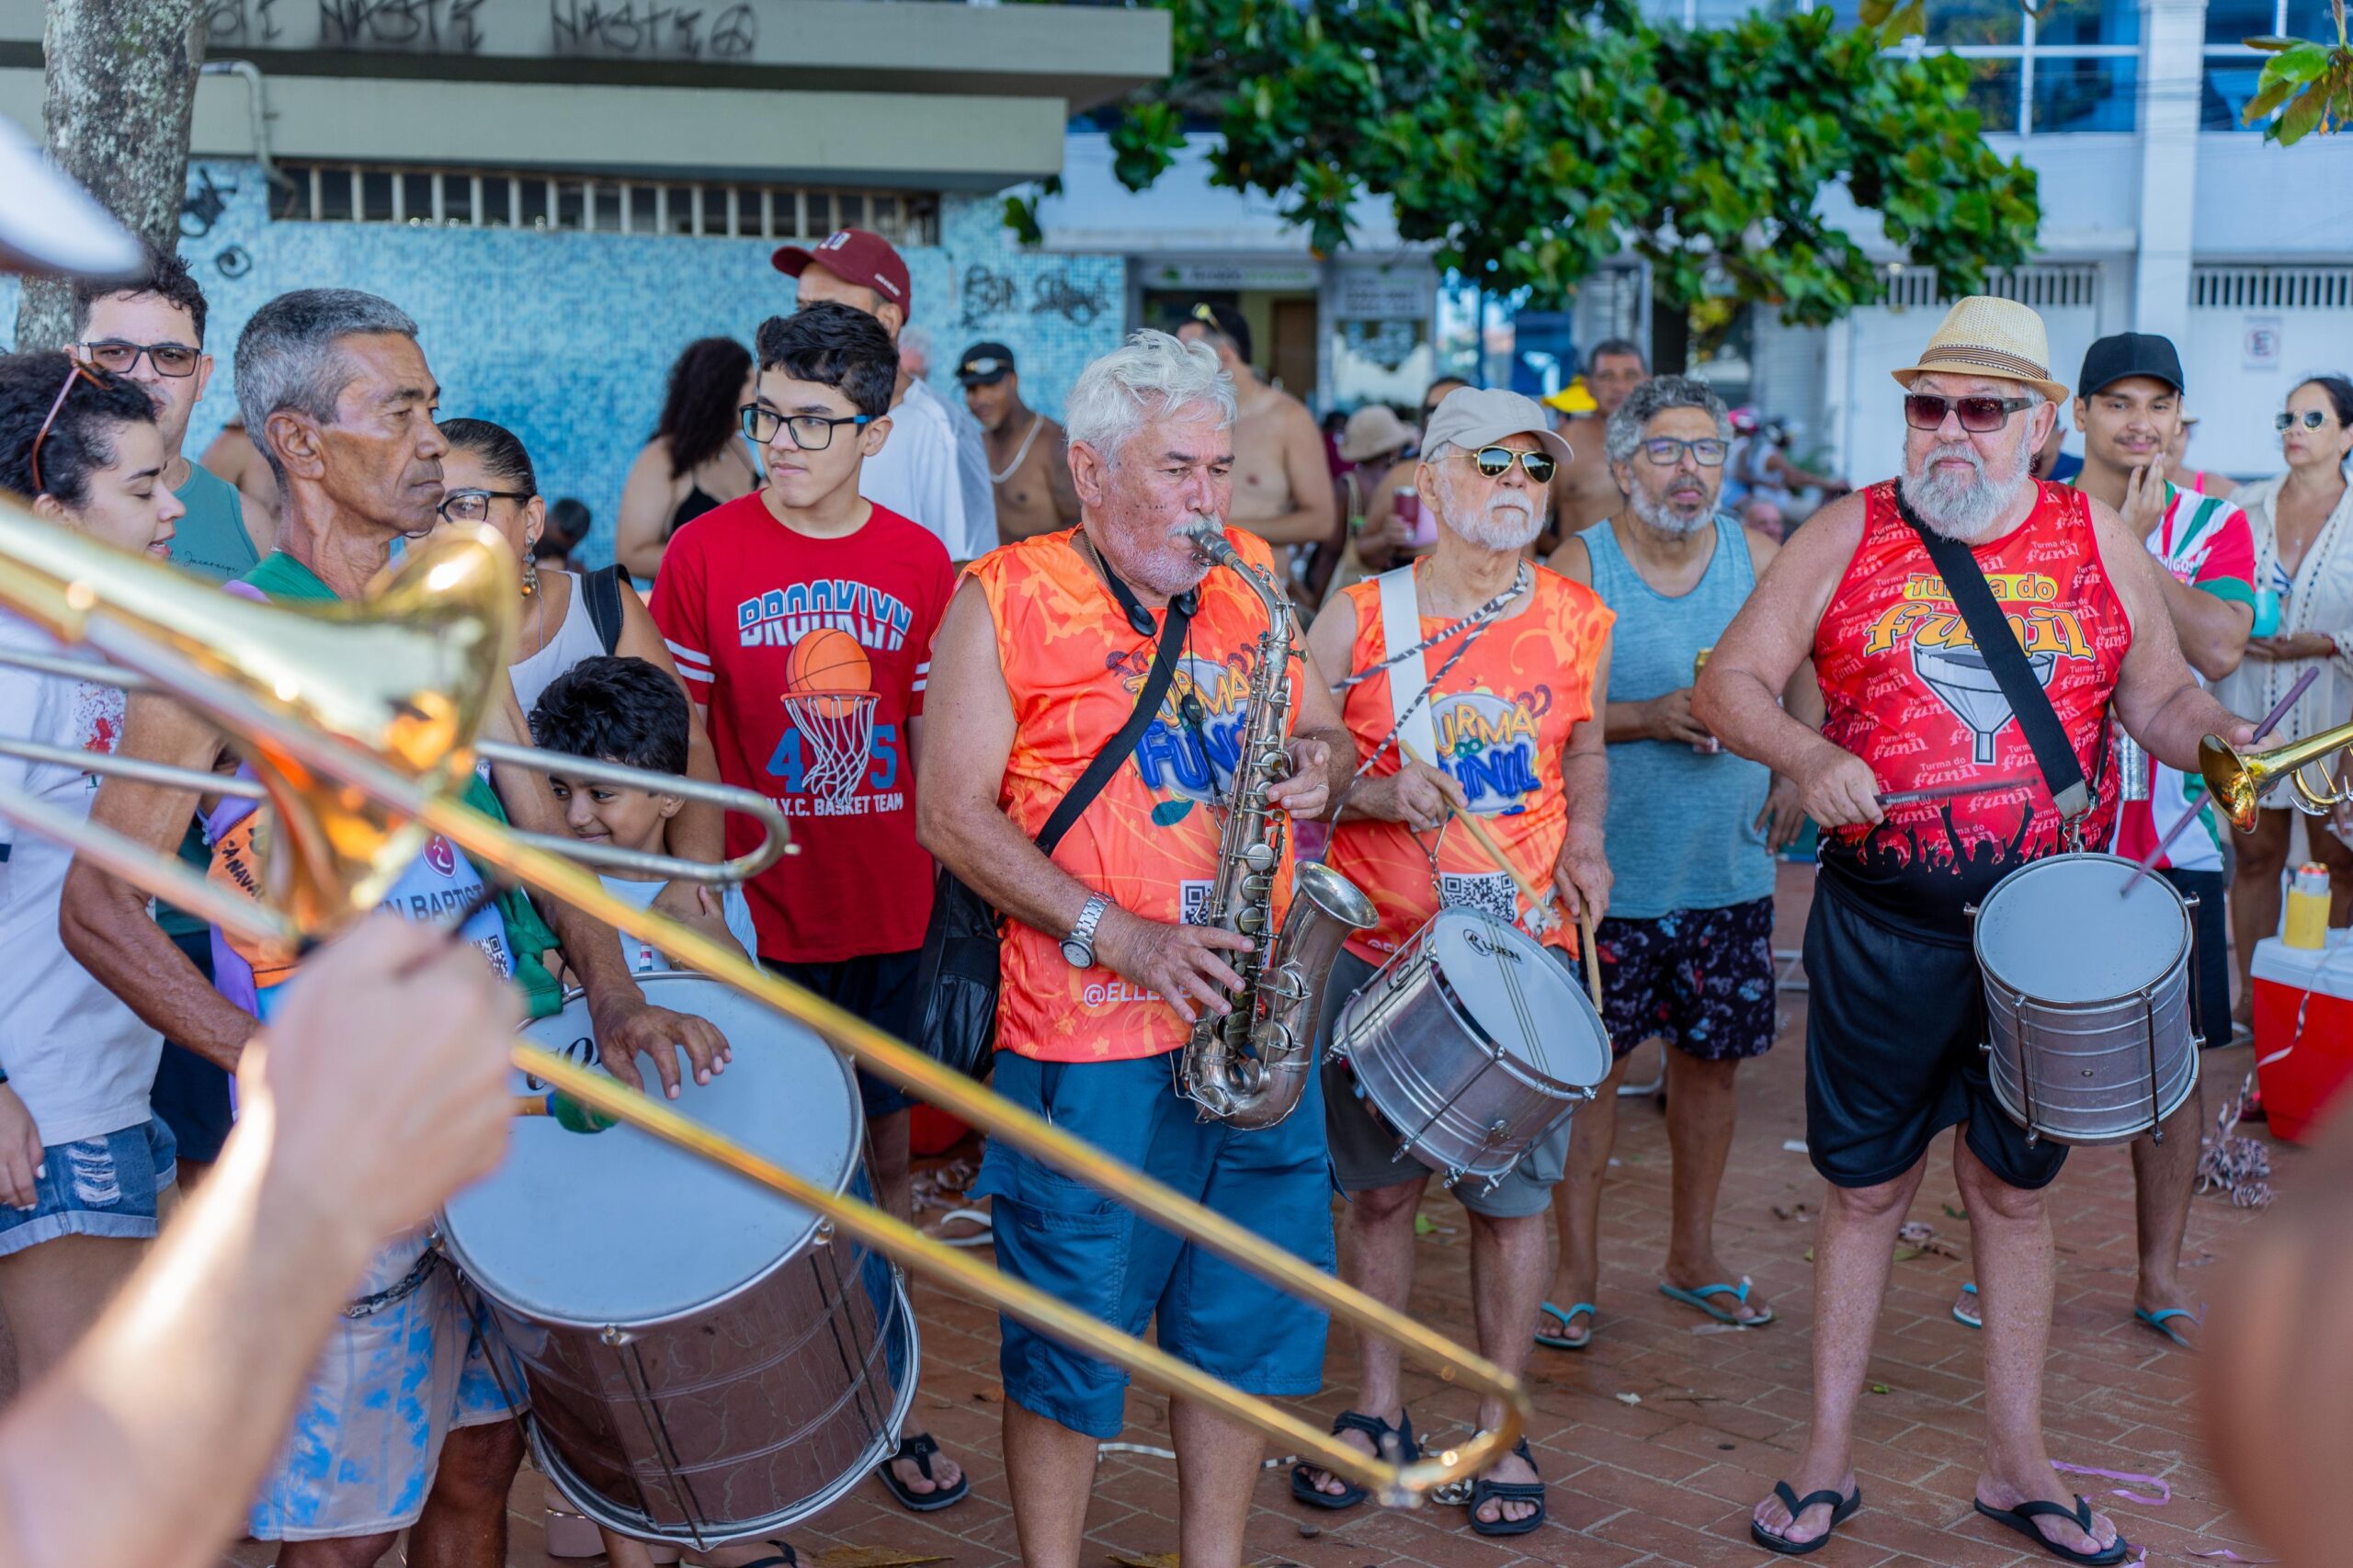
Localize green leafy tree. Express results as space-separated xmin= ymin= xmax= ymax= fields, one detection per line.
xmin=1034 ymin=0 xmax=2040 ymax=359
xmin=2240 ymin=0 xmax=2353 ymax=142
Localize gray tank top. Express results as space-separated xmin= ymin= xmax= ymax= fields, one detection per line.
xmin=1584 ymin=517 xmax=1775 ymax=918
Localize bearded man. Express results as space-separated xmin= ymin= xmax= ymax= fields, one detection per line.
xmin=1693 ymin=299 xmax=2253 ymax=1564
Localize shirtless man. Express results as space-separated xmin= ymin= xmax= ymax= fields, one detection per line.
xmin=960 ymin=340 xmax=1078 ymax=544
xmin=1174 ymin=302 xmax=1336 ymax=563
xmin=1551 ymin=339 xmax=1649 ymax=540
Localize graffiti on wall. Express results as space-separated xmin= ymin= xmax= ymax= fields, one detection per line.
xmin=961 ymin=264 xmax=1109 ymax=331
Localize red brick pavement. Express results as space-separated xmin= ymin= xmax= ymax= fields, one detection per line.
xmin=223 ymin=864 xmax=2294 ymax=1567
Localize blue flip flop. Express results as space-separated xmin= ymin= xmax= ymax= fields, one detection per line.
xmin=1534 ymin=1300 xmax=1593 ymax=1349
xmin=1659 ymin=1280 xmax=1774 ymax=1327
xmin=2134 ymin=1305 xmax=2200 ymax=1349
xmin=1954 ymin=1281 xmax=1983 ymax=1329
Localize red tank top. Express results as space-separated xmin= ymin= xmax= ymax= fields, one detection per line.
xmin=1813 ymin=480 xmax=2131 ymax=939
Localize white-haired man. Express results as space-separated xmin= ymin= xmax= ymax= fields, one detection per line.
xmin=1695 ymin=298 xmax=2254 ymax=1562
xmin=1292 ymin=387 xmax=1613 ymax=1538
xmin=917 ymin=330 xmax=1353 ymax=1568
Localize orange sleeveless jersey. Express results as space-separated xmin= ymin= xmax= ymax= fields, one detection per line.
xmin=974 ymin=528 xmax=1302 ymax=1062
xmin=1323 ymin=566 xmax=1614 ymax=963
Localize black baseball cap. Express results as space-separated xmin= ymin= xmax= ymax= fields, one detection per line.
xmin=2078 ymin=333 xmax=2185 ymax=399
xmin=958 ymin=342 xmax=1016 ymax=387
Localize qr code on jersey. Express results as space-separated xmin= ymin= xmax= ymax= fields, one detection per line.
xmin=1438 ymin=870 xmax=1518 ymax=924
xmin=1179 ymin=880 xmax=1215 ymax=926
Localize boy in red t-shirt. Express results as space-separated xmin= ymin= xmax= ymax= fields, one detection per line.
xmin=649 ymin=301 xmax=965 ymax=1512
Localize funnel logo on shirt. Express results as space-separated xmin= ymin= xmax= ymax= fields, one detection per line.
xmin=1859 ymin=574 xmax=2094 ymax=766
xmin=1430 ymin=691 xmax=1542 ymax=815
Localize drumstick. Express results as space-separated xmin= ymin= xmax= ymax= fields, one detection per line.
xmin=1876 ymin=774 xmax=2039 ymax=808
xmin=1396 ymin=744 xmax=1602 ymax=1006
xmin=2120 ymin=668 xmax=2318 ymax=895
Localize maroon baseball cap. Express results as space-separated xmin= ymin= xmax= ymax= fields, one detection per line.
xmin=771 ymin=227 xmax=912 ymax=315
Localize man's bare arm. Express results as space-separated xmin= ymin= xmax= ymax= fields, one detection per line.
xmin=59 ymin=692 xmax=258 ymax=1069
xmin=2154 ymin=570 xmax=2253 ymax=682
xmin=2092 ymin=501 xmax=2256 ymax=764
xmin=1693 ymin=491 xmax=1864 ymax=778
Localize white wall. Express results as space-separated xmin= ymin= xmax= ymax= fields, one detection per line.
xmin=2181 ymin=274 xmax=2353 ymax=479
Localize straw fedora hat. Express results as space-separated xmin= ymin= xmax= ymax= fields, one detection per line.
xmin=1890 ymin=295 xmax=2069 ymax=403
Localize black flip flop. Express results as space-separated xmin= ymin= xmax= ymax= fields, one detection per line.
xmin=1974 ymin=1495 xmax=2131 ymax=1565
xmin=1466 ymin=1437 xmax=1546 ymax=1538
xmin=1750 ymin=1481 xmax=1862 ymax=1555
xmin=739 ymin=1543 xmax=796 ymax=1568
xmin=874 ymin=1433 xmax=969 ymax=1512
xmin=1290 ymin=1408 xmax=1417 ymax=1511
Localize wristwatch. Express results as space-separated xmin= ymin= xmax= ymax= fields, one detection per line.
xmin=1061 ymin=894 xmax=1111 ymax=969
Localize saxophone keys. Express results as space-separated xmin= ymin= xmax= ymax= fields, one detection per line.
xmin=1236 ymin=908 xmax=1267 ymax=937
xmin=1242 ymin=842 xmax=1277 ymax=873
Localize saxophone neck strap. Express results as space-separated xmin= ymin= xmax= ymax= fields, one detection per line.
xmin=1374 ymin=563 xmax=1440 ymax=767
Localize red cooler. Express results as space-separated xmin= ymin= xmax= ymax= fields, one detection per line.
xmin=2250 ymin=931 xmax=2353 ymax=1142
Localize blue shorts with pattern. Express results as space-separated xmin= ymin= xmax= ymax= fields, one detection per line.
xmin=972 ymin=1049 xmax=1333 ymax=1440
xmin=1594 ymin=895 xmax=1778 ymax=1062
xmin=0 ymin=1115 xmax=176 ymax=1256
xmin=247 ymin=1233 xmax=524 ymax=1541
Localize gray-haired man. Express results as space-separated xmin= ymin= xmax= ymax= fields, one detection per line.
xmin=60 ymin=288 xmax=725 ymax=1568
xmin=1540 ymin=375 xmax=1817 ymax=1351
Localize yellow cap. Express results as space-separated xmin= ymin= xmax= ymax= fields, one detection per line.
xmin=1541 ymin=377 xmax=1598 ymax=415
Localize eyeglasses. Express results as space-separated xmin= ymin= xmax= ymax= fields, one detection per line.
xmin=1904 ymin=393 xmax=2034 ymax=433
xmin=1467 ymin=446 xmax=1559 ymax=483
xmin=1638 ymin=437 xmax=1729 ymax=467
xmin=76 ymin=338 xmax=199 ymax=379
xmin=739 ymin=405 xmax=870 ymax=450
xmin=438 ymin=487 xmax=534 ymax=524
xmin=28 ymin=360 xmax=108 ymax=495
xmin=2278 ymin=409 xmax=2332 ymax=431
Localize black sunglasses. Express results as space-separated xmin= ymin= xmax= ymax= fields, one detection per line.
xmin=1467 ymin=446 xmax=1559 ymax=483
xmin=2278 ymin=409 xmax=2332 ymax=431
xmin=1904 ymin=393 xmax=2034 ymax=433
xmin=740 ymin=404 xmax=870 ymax=450
xmin=77 ymin=339 xmax=200 ymax=379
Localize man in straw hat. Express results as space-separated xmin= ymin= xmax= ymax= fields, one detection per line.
xmin=1694 ymin=297 xmax=2254 ymax=1562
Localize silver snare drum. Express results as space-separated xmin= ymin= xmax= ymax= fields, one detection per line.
xmin=1332 ymin=910 xmax=1611 ymax=1187
xmin=1973 ymin=852 xmax=2200 ymax=1146
xmin=440 ymin=973 xmax=915 ymax=1549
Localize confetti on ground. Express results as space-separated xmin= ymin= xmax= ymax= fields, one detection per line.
xmin=1615 ymin=1392 xmax=1643 ymax=1405
xmin=1870 ymin=1383 xmax=1890 ymax=1394
xmin=1771 ymin=1201 xmax=1813 ymax=1221
xmin=808 ymin=1551 xmax=952 ymax=1568
xmin=1781 ymin=1139 xmax=1810 ymax=1153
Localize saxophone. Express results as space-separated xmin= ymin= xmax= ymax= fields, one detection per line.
xmin=1174 ymin=518 xmax=1379 ymax=1129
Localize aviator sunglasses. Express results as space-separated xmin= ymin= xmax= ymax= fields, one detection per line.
xmin=1468 ymin=446 xmax=1558 ymax=483
xmin=1904 ymin=393 xmax=2035 ymax=433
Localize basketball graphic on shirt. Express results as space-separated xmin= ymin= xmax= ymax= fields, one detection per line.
xmin=779 ymin=626 xmax=879 ymax=802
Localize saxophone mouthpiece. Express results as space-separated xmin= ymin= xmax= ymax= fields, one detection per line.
xmin=1178 ymin=516 xmax=1235 ymax=564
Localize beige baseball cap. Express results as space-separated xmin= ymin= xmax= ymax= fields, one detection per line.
xmin=0 ymin=120 xmax=140 ymax=278
xmin=1422 ymin=386 xmax=1576 ymax=465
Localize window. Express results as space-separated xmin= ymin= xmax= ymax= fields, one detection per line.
xmin=1894 ymin=0 xmax=2139 ymax=136
xmin=2204 ymin=0 xmax=2334 ymax=130
xmin=269 ymin=162 xmax=939 ymax=244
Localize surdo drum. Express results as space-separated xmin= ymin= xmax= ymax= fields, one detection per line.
xmin=1972 ymin=852 xmax=2200 ymax=1146
xmin=439 ymin=973 xmax=916 ymax=1549
xmin=1332 ymin=909 xmax=1611 ymax=1188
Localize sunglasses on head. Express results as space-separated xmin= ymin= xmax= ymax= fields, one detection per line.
xmin=1904 ymin=393 xmax=2034 ymax=433
xmin=1467 ymin=446 xmax=1558 ymax=483
xmin=2278 ymin=409 xmax=2333 ymax=431
xmin=28 ymin=360 xmax=108 ymax=495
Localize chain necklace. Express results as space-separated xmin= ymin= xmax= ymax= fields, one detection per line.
xmin=990 ymin=414 xmax=1046 ymax=485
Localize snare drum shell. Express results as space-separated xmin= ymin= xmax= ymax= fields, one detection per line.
xmin=1335 ymin=913 xmax=1608 ymax=1184
xmin=1975 ymin=854 xmax=2200 ymax=1146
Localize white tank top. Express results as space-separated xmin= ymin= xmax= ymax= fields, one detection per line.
xmin=509 ymin=572 xmax=610 ymax=717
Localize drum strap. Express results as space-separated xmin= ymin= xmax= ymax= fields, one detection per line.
xmin=1894 ymin=492 xmax=2092 ymax=823
xmin=1375 ymin=564 xmax=1440 ymax=768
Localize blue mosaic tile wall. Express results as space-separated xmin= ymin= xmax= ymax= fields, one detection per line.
xmin=2 ymin=164 xmax=1125 ymax=566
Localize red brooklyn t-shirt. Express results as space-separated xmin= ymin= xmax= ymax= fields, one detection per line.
xmin=650 ymin=494 xmax=953 ymax=963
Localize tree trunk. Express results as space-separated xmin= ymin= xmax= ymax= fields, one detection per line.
xmin=12 ymin=0 xmax=206 ymax=350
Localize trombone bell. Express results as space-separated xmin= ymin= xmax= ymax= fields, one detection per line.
xmin=2200 ymin=722 xmax=2353 ymax=833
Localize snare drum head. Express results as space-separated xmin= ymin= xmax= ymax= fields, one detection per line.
xmin=1428 ymin=911 xmax=1612 ymax=1090
xmin=1974 ymin=852 xmax=2188 ymax=1004
xmin=441 ymin=972 xmax=860 ymax=1328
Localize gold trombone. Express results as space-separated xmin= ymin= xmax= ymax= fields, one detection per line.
xmin=0 ymin=503 xmax=1528 ymax=1504
xmin=2200 ymin=722 xmax=2353 ymax=832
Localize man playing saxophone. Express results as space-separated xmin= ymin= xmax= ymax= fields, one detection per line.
xmin=916 ymin=329 xmax=1353 ymax=1568
xmin=1294 ymin=387 xmax=1614 ymax=1538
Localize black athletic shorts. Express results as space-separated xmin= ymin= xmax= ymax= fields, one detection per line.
xmin=762 ymin=948 xmax=925 ymax=1122
xmin=150 ymin=928 xmax=235 ymax=1165
xmin=1802 ymin=882 xmax=2066 ymax=1192
xmin=2161 ymin=867 xmax=2231 ymax=1051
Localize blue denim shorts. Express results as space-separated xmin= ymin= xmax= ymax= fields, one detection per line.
xmin=972 ymin=1049 xmax=1335 ymax=1439
xmin=0 ymin=1115 xmax=176 ymax=1256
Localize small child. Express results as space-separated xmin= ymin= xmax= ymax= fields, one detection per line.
xmin=528 ymin=654 xmax=757 ymax=976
